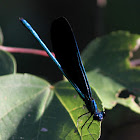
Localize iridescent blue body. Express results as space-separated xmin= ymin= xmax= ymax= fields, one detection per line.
xmin=20 ymin=17 xmax=105 ymax=138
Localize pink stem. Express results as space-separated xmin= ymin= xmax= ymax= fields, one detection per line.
xmin=0 ymin=45 xmax=55 ymax=57
xmin=0 ymin=45 xmax=140 ymax=67
xmin=131 ymin=59 xmax=140 ymax=67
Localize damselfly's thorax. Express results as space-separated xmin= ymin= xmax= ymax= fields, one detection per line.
xmin=85 ymin=97 xmax=105 ymax=121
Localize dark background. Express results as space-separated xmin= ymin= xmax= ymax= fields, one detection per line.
xmin=1 ymin=0 xmax=140 ymax=83
xmin=0 ymin=0 xmax=140 ymax=139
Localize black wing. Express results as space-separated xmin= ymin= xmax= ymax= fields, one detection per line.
xmin=51 ymin=17 xmax=92 ymax=99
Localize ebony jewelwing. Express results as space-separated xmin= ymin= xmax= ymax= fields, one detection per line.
xmin=19 ymin=17 xmax=105 ymax=139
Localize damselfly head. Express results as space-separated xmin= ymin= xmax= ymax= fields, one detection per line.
xmin=93 ymin=111 xmax=105 ymax=121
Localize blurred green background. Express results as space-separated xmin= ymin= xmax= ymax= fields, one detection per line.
xmin=0 ymin=0 xmax=140 ymax=140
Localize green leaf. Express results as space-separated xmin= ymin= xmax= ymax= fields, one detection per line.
xmin=0 ymin=73 xmax=80 ymax=140
xmin=81 ymin=31 xmax=140 ymax=113
xmin=2 ymin=31 xmax=140 ymax=140
xmin=0 ymin=74 xmax=54 ymax=139
xmin=54 ymin=81 xmax=104 ymax=140
xmin=0 ymin=50 xmax=16 ymax=75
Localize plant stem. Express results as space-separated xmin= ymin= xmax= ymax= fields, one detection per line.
xmin=0 ymin=45 xmax=55 ymax=57
xmin=0 ymin=45 xmax=140 ymax=66
xmin=131 ymin=59 xmax=140 ymax=67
